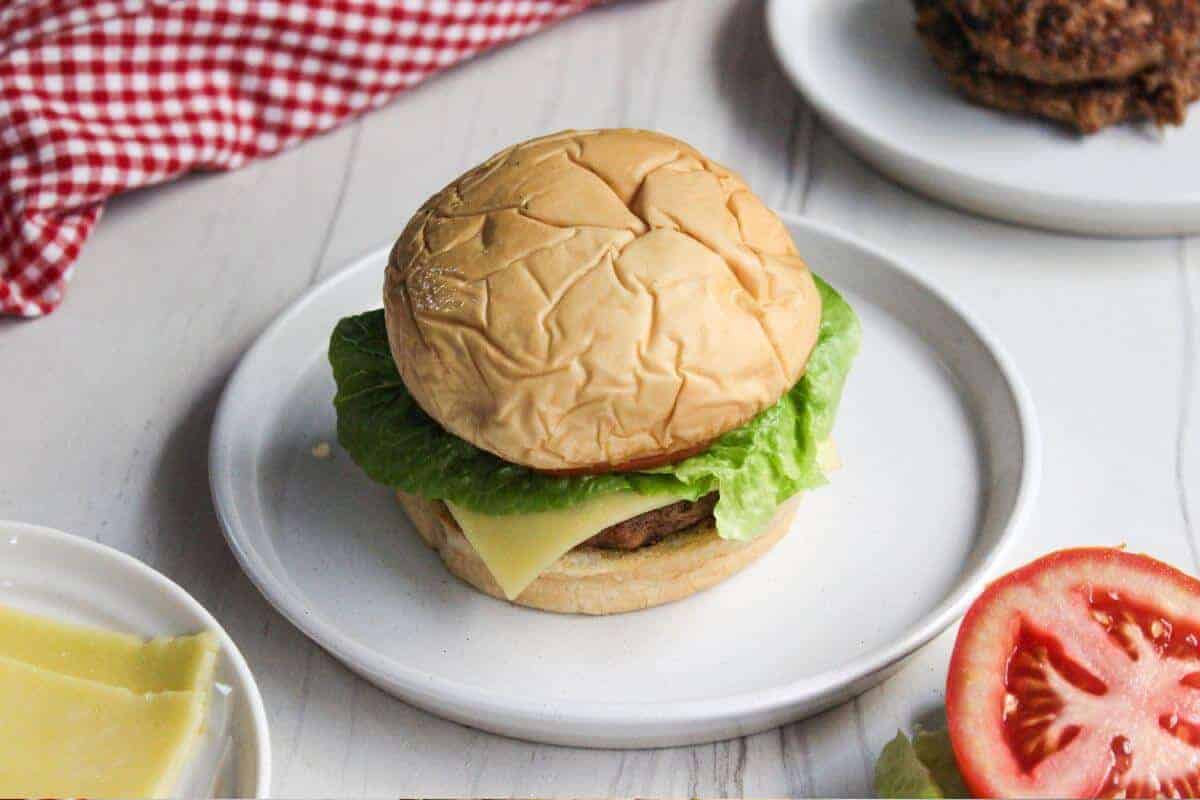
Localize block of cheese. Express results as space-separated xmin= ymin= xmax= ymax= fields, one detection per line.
xmin=0 ymin=604 xmax=219 ymax=798
xmin=447 ymin=491 xmax=682 ymax=599
xmin=0 ymin=654 xmax=208 ymax=798
xmin=0 ymin=603 xmax=217 ymax=692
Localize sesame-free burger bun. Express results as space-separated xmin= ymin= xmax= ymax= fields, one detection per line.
xmin=384 ymin=129 xmax=822 ymax=472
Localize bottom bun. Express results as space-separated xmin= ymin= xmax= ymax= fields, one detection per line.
xmin=397 ymin=490 xmax=801 ymax=615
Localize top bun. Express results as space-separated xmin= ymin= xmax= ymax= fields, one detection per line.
xmin=383 ymin=129 xmax=821 ymax=472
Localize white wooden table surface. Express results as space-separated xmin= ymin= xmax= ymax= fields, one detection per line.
xmin=3 ymin=1 xmax=1198 ymax=796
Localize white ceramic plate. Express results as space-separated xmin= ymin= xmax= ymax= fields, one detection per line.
xmin=766 ymin=0 xmax=1200 ymax=236
xmin=0 ymin=521 xmax=271 ymax=796
xmin=210 ymin=215 xmax=1040 ymax=748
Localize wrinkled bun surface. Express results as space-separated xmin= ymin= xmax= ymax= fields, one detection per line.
xmin=385 ymin=129 xmax=821 ymax=471
xmin=397 ymin=490 xmax=799 ymax=615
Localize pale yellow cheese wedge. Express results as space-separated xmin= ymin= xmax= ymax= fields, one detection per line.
xmin=0 ymin=603 xmax=217 ymax=692
xmin=0 ymin=654 xmax=208 ymax=798
xmin=447 ymin=491 xmax=682 ymax=599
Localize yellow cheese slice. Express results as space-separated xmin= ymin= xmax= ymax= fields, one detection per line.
xmin=0 ymin=603 xmax=217 ymax=693
xmin=447 ymin=438 xmax=841 ymax=600
xmin=447 ymin=492 xmax=682 ymax=599
xmin=0 ymin=654 xmax=208 ymax=798
xmin=816 ymin=437 xmax=841 ymax=472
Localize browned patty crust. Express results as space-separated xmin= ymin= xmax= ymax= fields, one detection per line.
xmin=945 ymin=0 xmax=1200 ymax=84
xmin=583 ymin=493 xmax=719 ymax=551
xmin=916 ymin=0 xmax=1200 ymax=132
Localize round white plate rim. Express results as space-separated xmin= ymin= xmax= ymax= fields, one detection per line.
xmin=210 ymin=212 xmax=1041 ymax=730
xmin=763 ymin=0 xmax=1200 ymax=236
xmin=0 ymin=519 xmax=272 ymax=795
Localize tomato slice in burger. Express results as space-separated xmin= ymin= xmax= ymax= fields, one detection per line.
xmin=947 ymin=548 xmax=1200 ymax=798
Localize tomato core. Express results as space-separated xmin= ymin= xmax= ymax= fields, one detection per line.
xmin=1000 ymin=585 xmax=1200 ymax=796
xmin=949 ymin=550 xmax=1200 ymax=799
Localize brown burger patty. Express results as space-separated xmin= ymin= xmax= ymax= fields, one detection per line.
xmin=944 ymin=0 xmax=1200 ymax=84
xmin=916 ymin=0 xmax=1200 ymax=132
xmin=580 ymin=492 xmax=719 ymax=551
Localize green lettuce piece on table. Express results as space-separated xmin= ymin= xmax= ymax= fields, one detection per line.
xmin=330 ymin=276 xmax=859 ymax=541
xmin=875 ymin=728 xmax=968 ymax=799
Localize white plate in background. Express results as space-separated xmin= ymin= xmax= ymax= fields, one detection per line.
xmin=766 ymin=0 xmax=1200 ymax=236
xmin=0 ymin=521 xmax=271 ymax=797
xmin=210 ymin=214 xmax=1040 ymax=748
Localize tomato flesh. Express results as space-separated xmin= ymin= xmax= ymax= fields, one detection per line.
xmin=947 ymin=549 xmax=1200 ymax=798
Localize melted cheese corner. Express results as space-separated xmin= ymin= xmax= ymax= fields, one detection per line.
xmin=446 ymin=492 xmax=681 ymax=599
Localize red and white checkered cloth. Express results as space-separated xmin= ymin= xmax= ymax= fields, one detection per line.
xmin=0 ymin=0 xmax=599 ymax=317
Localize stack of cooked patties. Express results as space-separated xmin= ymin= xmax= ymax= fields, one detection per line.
xmin=914 ymin=0 xmax=1200 ymax=133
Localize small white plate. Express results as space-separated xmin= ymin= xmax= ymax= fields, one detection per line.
xmin=210 ymin=215 xmax=1040 ymax=748
xmin=766 ymin=0 xmax=1200 ymax=236
xmin=0 ymin=521 xmax=271 ymax=796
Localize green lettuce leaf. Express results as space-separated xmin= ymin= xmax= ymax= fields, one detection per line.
xmin=654 ymin=275 xmax=860 ymax=539
xmin=875 ymin=728 xmax=968 ymax=799
xmin=330 ymin=276 xmax=860 ymax=538
xmin=913 ymin=728 xmax=969 ymax=798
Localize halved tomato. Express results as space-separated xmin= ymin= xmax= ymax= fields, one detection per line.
xmin=947 ymin=548 xmax=1200 ymax=798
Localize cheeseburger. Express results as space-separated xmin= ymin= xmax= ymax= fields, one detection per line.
xmin=329 ymin=129 xmax=860 ymax=615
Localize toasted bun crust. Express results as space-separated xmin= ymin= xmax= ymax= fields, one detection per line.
xmin=384 ymin=128 xmax=821 ymax=472
xmin=397 ymin=490 xmax=800 ymax=615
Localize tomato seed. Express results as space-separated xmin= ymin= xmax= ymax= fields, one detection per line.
xmin=1003 ymin=692 xmax=1018 ymax=718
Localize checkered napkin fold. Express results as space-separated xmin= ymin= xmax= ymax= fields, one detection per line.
xmin=0 ymin=0 xmax=598 ymax=317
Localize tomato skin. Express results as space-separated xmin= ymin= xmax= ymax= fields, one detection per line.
xmin=946 ymin=548 xmax=1200 ymax=799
